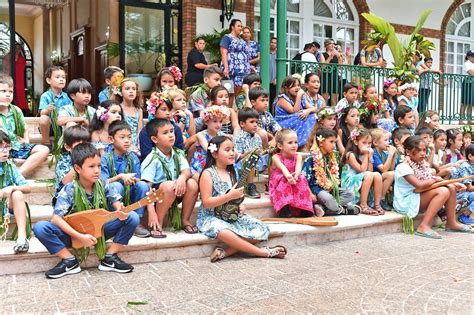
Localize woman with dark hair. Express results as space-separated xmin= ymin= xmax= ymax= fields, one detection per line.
xmin=220 ymin=19 xmax=250 ymax=102
xmin=460 ymin=50 xmax=474 ymax=124
xmin=185 ymin=37 xmax=216 ymax=87
xmin=241 ymin=26 xmax=260 ymax=74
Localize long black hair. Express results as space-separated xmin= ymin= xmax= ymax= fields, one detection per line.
xmin=340 ymin=127 xmax=371 ymax=166
xmin=339 ymin=105 xmax=359 ymax=148
xmin=199 ymin=135 xmax=236 ymax=185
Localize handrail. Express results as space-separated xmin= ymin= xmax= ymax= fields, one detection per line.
xmin=277 ymin=59 xmax=473 ymax=124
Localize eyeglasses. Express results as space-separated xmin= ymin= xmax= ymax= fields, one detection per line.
xmin=0 ymin=144 xmax=12 ymax=152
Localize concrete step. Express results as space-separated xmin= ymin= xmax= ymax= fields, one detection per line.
xmin=13 ymin=156 xmax=55 ymax=180
xmin=0 ymin=211 xmax=411 ymax=275
xmin=25 ymin=180 xmax=55 ymax=205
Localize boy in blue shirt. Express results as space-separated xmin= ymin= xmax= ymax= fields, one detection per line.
xmin=34 ymin=143 xmax=139 ymax=279
xmin=141 ymin=119 xmax=198 ymax=237
xmin=39 ymin=66 xmax=72 ymax=146
xmin=101 ymin=120 xmax=153 ymax=238
xmin=98 ymin=66 xmax=124 ymax=103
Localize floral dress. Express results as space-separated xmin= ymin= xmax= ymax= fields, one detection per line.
xmin=341 ymin=153 xmax=370 ymax=204
xmin=274 ymin=94 xmax=317 ymax=147
xmin=191 ymin=131 xmax=221 ymax=175
xmin=196 ymin=166 xmax=270 ymax=240
xmin=220 ymin=34 xmax=250 ymax=87
xmin=247 ymin=40 xmax=260 ymax=73
xmin=302 ymin=92 xmax=324 ymax=110
xmin=123 ymin=108 xmax=140 ymax=149
xmin=269 ymin=153 xmax=313 ymax=216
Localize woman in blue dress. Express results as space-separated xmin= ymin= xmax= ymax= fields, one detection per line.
xmin=220 ymin=19 xmax=250 ymax=100
xmin=274 ymin=75 xmax=317 ymax=148
xmin=242 ymin=26 xmax=260 ymax=74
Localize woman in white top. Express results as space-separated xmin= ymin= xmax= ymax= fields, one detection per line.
xmin=460 ymin=50 xmax=474 ymax=124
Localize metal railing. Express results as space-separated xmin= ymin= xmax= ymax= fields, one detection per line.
xmin=280 ymin=59 xmax=474 ymax=124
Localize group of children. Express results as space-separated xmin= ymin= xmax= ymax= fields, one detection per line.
xmin=0 ymin=63 xmax=472 ymax=279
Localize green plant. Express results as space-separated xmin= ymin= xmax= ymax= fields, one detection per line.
xmin=107 ymin=37 xmax=163 ymax=74
xmin=197 ymin=29 xmax=229 ymax=64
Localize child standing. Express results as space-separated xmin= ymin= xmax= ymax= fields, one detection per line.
xmin=101 ymin=121 xmax=153 ymax=238
xmin=394 ymin=105 xmax=416 ymax=134
xmin=302 ymin=128 xmax=359 ymax=215
xmin=394 ymin=136 xmax=472 ymax=239
xmin=234 ymin=108 xmax=264 ymax=199
xmin=445 ymin=128 xmax=464 ymax=164
xmin=38 ymin=66 xmax=72 ymax=146
xmin=33 ymin=143 xmax=139 ymax=278
xmin=54 ymin=125 xmax=91 ymax=205
xmin=0 ymin=130 xmax=31 ymax=253
xmin=112 ymin=78 xmax=144 ymax=152
xmin=269 ymin=129 xmax=313 ymax=217
xmin=370 ymin=128 xmax=396 ymax=210
xmin=191 ymin=105 xmax=229 ymax=178
xmin=90 ymin=100 xmax=123 ymax=155
xmin=335 ymin=82 xmax=360 ymax=117
xmin=341 ymin=128 xmax=385 ymax=215
xmin=249 ymin=86 xmax=281 ymax=147
xmin=209 ymin=85 xmax=238 ymax=135
xmin=58 ymin=78 xmax=96 ymax=128
xmin=197 ymin=135 xmax=287 ymax=262
xmin=98 ymin=66 xmax=124 ymax=103
xmin=0 ymin=74 xmax=50 ymax=176
xmin=141 ymin=119 xmax=198 ymax=236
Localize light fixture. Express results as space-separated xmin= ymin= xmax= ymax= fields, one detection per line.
xmin=34 ymin=0 xmax=69 ymax=9
xmin=220 ymin=0 xmax=235 ymax=28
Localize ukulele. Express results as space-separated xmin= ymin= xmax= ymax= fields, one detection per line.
xmin=214 ymin=153 xmax=259 ymax=223
xmin=65 ymin=189 xmax=164 ymax=249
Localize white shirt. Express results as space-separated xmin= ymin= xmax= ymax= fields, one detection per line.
xmin=464 ymin=60 xmax=474 ymax=75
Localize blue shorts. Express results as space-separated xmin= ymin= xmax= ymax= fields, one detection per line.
xmin=10 ymin=143 xmax=35 ymax=159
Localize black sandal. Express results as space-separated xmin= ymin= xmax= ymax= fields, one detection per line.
xmin=183 ymin=225 xmax=198 ymax=234
xmin=149 ymin=228 xmax=167 ymax=238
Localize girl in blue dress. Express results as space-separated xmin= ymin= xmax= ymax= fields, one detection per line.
xmin=274 ymin=75 xmax=317 ymax=148
xmin=197 ymin=136 xmax=287 ymax=262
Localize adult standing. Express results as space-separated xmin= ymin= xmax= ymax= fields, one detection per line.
xmin=185 ymin=37 xmax=216 ymax=87
xmin=242 ymin=26 xmax=260 ymax=74
xmin=461 ymin=50 xmax=474 ymax=124
xmin=299 ymin=43 xmax=317 ymax=79
xmin=320 ymin=39 xmax=343 ymax=107
xmin=220 ymin=19 xmax=250 ymax=102
xmin=416 ymin=57 xmax=441 ymax=114
xmin=359 ymin=44 xmax=384 ymax=67
xmin=269 ymin=37 xmax=277 ymax=109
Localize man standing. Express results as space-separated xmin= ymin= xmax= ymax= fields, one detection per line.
xmin=269 ymin=37 xmax=277 ymax=108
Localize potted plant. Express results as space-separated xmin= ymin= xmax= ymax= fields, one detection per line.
xmin=107 ymin=37 xmax=163 ymax=91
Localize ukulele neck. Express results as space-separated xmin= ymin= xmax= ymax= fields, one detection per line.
xmin=102 ymin=198 xmax=144 ymax=220
xmin=236 ymin=166 xmax=253 ymax=189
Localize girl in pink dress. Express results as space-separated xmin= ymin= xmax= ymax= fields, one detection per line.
xmin=269 ymin=128 xmax=314 ymax=217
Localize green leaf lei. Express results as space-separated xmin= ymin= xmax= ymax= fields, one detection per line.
xmin=72 ymin=179 xmax=108 ymax=261
xmin=50 ymin=99 xmax=63 ymax=166
xmin=107 ymin=150 xmax=133 ymax=206
xmin=10 ymin=105 xmax=25 ymax=138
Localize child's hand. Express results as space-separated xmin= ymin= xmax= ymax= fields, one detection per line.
xmin=432 ymin=176 xmax=443 ymax=182
xmin=79 ymin=234 xmax=97 ymax=247
xmin=298 ymin=109 xmax=311 ymax=120
xmin=238 ymin=204 xmax=246 ymax=217
xmin=297 ymin=89 xmax=305 ymax=98
xmin=175 ymin=110 xmax=186 ymax=117
xmin=285 ymin=173 xmax=296 ymax=185
xmin=228 ymin=184 xmax=244 ymax=201
xmin=173 ymin=177 xmax=187 ymax=196
xmin=388 ymin=145 xmax=397 ymax=156
xmin=148 ymin=211 xmax=160 ymax=231
xmin=242 ymin=84 xmax=249 ymax=94
xmin=360 ymin=146 xmax=371 ymax=154
xmin=454 ymin=183 xmax=467 ymax=192
xmin=47 ymin=103 xmax=56 ymax=113
xmin=80 ymin=117 xmax=89 ymax=127
xmin=122 ymin=173 xmax=136 ymax=186
xmin=115 ymin=209 xmax=128 ymax=221
xmin=0 ymin=187 xmax=13 ymax=198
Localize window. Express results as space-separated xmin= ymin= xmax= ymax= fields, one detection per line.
xmin=445 ymin=1 xmax=474 ymax=74
xmin=287 ymin=19 xmax=300 ymax=59
xmin=254 ymin=16 xmax=275 ymax=42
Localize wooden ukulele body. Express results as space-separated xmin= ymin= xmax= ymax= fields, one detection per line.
xmin=65 ymin=209 xmax=115 ymax=249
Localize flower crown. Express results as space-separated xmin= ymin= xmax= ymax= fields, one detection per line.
xmin=398 ymin=82 xmax=419 ymax=92
xmin=168 ymin=66 xmax=182 ymax=82
xmin=110 ymin=74 xmax=124 ymax=96
xmin=146 ymin=91 xmax=169 ymax=116
xmin=383 ymin=78 xmax=396 ymax=88
xmin=291 ymin=73 xmax=302 ymax=83
xmin=350 ymin=128 xmax=364 ymax=141
xmin=359 ymin=98 xmax=382 ymax=118
xmin=317 ymin=107 xmax=336 ymax=120
xmin=200 ymin=105 xmax=230 ymax=122
xmin=96 ymin=106 xmax=109 ymax=122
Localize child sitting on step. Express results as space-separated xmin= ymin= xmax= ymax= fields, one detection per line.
xmin=302 ymin=128 xmax=359 ymax=216
xmin=141 ymin=119 xmax=198 ymax=237
xmin=38 ymin=66 xmax=72 ymax=146
xmin=58 ymin=78 xmax=96 ymax=128
xmin=90 ymin=99 xmax=123 ymax=155
xmin=33 ymin=143 xmax=139 ymax=279
xmin=101 ymin=121 xmax=154 ymax=238
xmin=0 ymin=74 xmax=50 ymax=177
xmin=249 ymin=86 xmax=281 ymax=148
xmin=269 ymin=128 xmax=313 ymax=218
xmin=0 ymin=130 xmax=31 ymax=254
xmin=197 ymin=135 xmax=287 ymax=262
xmin=54 ymin=125 xmax=91 ymax=205
xmin=98 ymin=66 xmax=124 ymax=103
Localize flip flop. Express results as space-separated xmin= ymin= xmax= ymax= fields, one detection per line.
xmin=183 ymin=225 xmax=198 ymax=234
xmin=414 ymin=230 xmax=442 ymax=239
xmin=149 ymin=228 xmax=167 ymax=238
xmin=445 ymin=225 xmax=474 ymax=234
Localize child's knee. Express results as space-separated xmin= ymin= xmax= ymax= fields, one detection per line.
xmin=10 ymin=190 xmax=25 ymax=203
xmin=363 ymin=173 xmax=374 ymax=181
xmin=160 ymin=181 xmax=175 ymax=193
xmin=110 ymin=182 xmax=124 ymax=195
xmin=34 ymin=144 xmax=50 ymax=156
xmin=39 ymin=115 xmax=51 ymax=125
xmin=186 ymin=178 xmax=198 ymax=193
xmin=32 ymin=221 xmax=50 ymax=237
xmin=126 ymin=211 xmax=140 ymax=226
xmin=134 ymin=181 xmax=150 ymax=194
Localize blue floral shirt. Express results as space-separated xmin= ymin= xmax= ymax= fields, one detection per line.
xmin=258 ymin=111 xmax=281 ymax=135
xmin=141 ymin=147 xmax=189 ymax=184
xmin=39 ymin=89 xmax=72 ymax=112
xmin=98 ymin=87 xmax=110 ymax=104
xmin=55 ymin=153 xmax=73 ymax=194
xmin=451 ymin=161 xmax=474 ymax=183
xmin=100 ymin=150 xmax=141 ymax=182
xmin=53 ymin=180 xmax=121 ymax=217
xmin=234 ymin=130 xmax=263 ymax=155
xmin=0 ymin=160 xmax=27 ymax=216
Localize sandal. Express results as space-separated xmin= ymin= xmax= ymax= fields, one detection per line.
xmin=13 ymin=238 xmax=29 ymax=254
xmin=374 ymin=204 xmax=385 ymax=215
xmin=182 ymin=225 xmax=198 ymax=234
xmin=264 ymin=245 xmax=287 ymax=259
xmin=149 ymin=228 xmax=167 ymax=239
xmin=313 ymin=204 xmax=325 ymax=217
xmin=210 ymin=247 xmax=225 ymax=262
xmin=361 ymin=205 xmax=379 ymax=216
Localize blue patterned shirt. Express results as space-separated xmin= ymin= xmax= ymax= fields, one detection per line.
xmin=55 ymin=153 xmax=72 ymax=194
xmin=0 ymin=160 xmax=27 ymax=216
xmin=141 ymin=147 xmax=189 ymax=184
xmin=258 ymin=111 xmax=281 ymax=135
xmin=101 ymin=150 xmax=141 ymax=182
xmin=53 ymin=180 xmax=121 ymax=217
xmin=98 ymin=87 xmax=110 ymax=104
xmin=58 ymin=104 xmax=96 ymax=122
xmin=234 ymin=130 xmax=263 ymax=156
xmin=39 ymin=89 xmax=72 ymax=112
xmin=451 ymin=161 xmax=474 ymax=184
xmin=189 ymin=87 xmax=210 ymax=114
